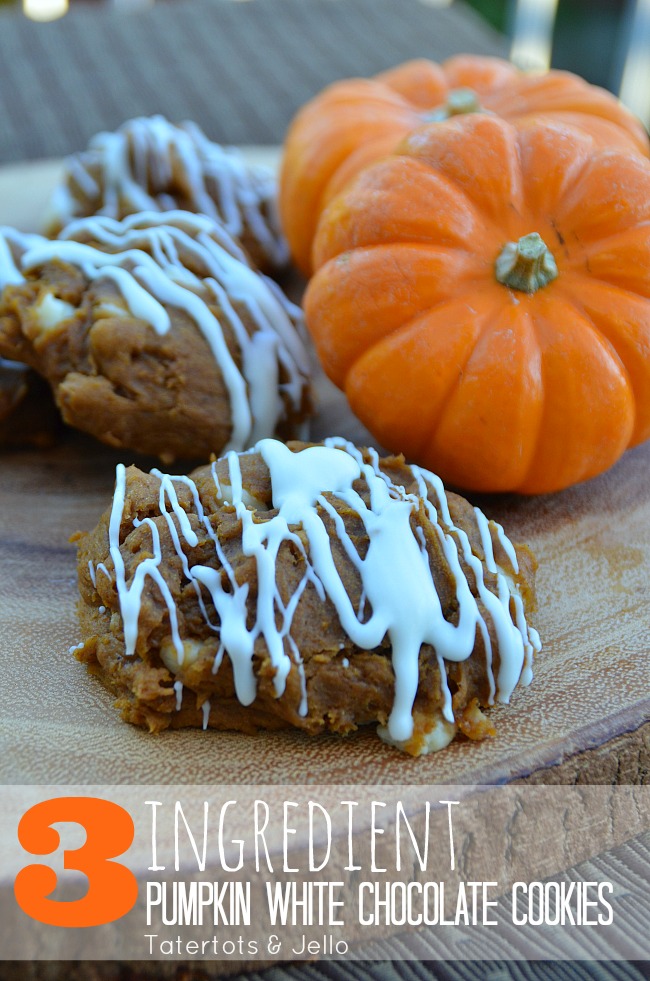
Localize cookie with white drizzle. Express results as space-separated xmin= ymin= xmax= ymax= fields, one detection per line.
xmin=75 ymin=438 xmax=540 ymax=756
xmin=0 ymin=213 xmax=311 ymax=462
xmin=0 ymin=230 xmax=62 ymax=447
xmin=44 ymin=115 xmax=289 ymax=274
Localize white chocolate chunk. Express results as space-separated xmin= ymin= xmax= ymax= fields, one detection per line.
xmin=95 ymin=300 xmax=128 ymax=318
xmin=160 ymin=637 xmax=203 ymax=672
xmin=377 ymin=715 xmax=457 ymax=756
xmin=215 ymin=481 xmax=267 ymax=511
xmin=34 ymin=292 xmax=76 ymax=332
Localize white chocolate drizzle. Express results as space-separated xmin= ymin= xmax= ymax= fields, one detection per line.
xmin=201 ymin=700 xmax=211 ymax=730
xmin=0 ymin=213 xmax=309 ymax=453
xmin=96 ymin=563 xmax=112 ymax=584
xmin=0 ymin=228 xmax=44 ymax=288
xmin=104 ymin=439 xmax=541 ymax=748
xmin=173 ymin=680 xmax=184 ymax=712
xmin=47 ymin=115 xmax=289 ymax=269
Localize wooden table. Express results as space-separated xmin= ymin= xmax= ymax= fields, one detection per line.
xmin=0 ymin=146 xmax=649 ymax=981
xmin=0 ymin=156 xmax=648 ymax=789
xmin=0 ymin=4 xmax=647 ymax=977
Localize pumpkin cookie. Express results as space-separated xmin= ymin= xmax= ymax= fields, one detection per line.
xmin=74 ymin=438 xmax=540 ymax=756
xmin=0 ymin=230 xmax=62 ymax=448
xmin=0 ymin=212 xmax=311 ymax=462
xmin=45 ymin=115 xmax=289 ymax=273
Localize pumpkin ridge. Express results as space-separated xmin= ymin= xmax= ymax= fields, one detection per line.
xmin=424 ymin=295 xmax=508 ymax=439
xmin=339 ymin=284 xmax=486 ymax=384
xmin=558 ymin=267 xmax=650 ymax=318
xmin=486 ymin=70 xmax=646 ymax=142
xmin=345 ymin=293 xmax=496 ymax=461
xmin=278 ymin=112 xmax=410 ymax=275
xmin=430 ymin=302 xmax=544 ymax=491
xmin=310 ymin=133 xmax=400 ymax=220
xmin=518 ymin=300 xmax=579 ymax=493
xmin=304 ymin=242 xmax=482 ymax=388
xmin=377 ymin=58 xmax=449 ymax=108
xmin=518 ymin=310 xmax=547 ymax=493
xmin=291 ymin=79 xmax=411 ymax=115
xmin=553 ymin=277 xmax=650 ymax=446
xmin=399 ymin=115 xmax=526 ymax=242
xmin=515 ymin=124 xmax=596 ymax=239
xmin=517 ymin=110 xmax=649 ymax=158
xmin=518 ymin=294 xmax=634 ymax=492
xmin=551 ymin=152 xmax=650 ymax=244
xmin=390 ymin=150 xmax=487 ymax=218
xmin=442 ymin=54 xmax=518 ymax=98
xmin=312 ymin=156 xmax=491 ymax=268
xmin=575 ymin=225 xmax=650 ymax=298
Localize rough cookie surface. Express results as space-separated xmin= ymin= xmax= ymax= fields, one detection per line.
xmin=44 ymin=115 xmax=289 ymax=273
xmin=75 ymin=439 xmax=540 ymax=756
xmin=0 ymin=214 xmax=311 ymax=462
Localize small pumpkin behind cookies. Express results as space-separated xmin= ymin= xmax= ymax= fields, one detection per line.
xmin=279 ymin=55 xmax=650 ymax=276
xmin=304 ymin=114 xmax=650 ymax=494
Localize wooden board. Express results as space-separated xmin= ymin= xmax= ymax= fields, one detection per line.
xmin=0 ymin=155 xmax=648 ymax=787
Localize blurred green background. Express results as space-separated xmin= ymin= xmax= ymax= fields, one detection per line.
xmin=467 ymin=0 xmax=632 ymax=93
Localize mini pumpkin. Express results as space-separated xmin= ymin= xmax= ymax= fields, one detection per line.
xmin=304 ymin=114 xmax=650 ymax=494
xmin=280 ymin=55 xmax=650 ymax=276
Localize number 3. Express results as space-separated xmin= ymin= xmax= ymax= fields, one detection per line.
xmin=14 ymin=797 xmax=138 ymax=927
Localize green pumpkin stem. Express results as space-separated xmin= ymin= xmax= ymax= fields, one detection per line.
xmin=445 ymin=87 xmax=482 ymax=116
xmin=421 ymin=87 xmax=482 ymax=123
xmin=495 ymin=232 xmax=558 ymax=293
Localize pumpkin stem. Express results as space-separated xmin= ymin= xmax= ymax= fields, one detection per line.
xmin=445 ymin=88 xmax=482 ymax=116
xmin=495 ymin=232 xmax=558 ymax=293
xmin=421 ymin=87 xmax=482 ymax=122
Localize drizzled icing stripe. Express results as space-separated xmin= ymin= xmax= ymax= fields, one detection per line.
xmin=60 ymin=209 xmax=250 ymax=265
xmin=105 ymin=439 xmax=541 ymax=747
xmin=202 ymin=700 xmax=211 ymax=730
xmin=0 ymin=228 xmax=44 ymax=289
xmin=49 ymin=115 xmax=289 ymax=269
xmin=473 ymin=506 xmax=537 ymax=687
xmin=0 ymin=213 xmax=309 ymax=454
xmin=174 ymin=680 xmax=184 ymax=712
xmin=108 ymin=467 xmax=184 ymax=661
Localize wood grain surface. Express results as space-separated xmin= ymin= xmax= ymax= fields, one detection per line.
xmin=0 ymin=156 xmax=648 ymax=787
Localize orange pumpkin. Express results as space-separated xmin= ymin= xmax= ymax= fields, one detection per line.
xmin=280 ymin=55 xmax=650 ymax=276
xmin=304 ymin=115 xmax=650 ymax=494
